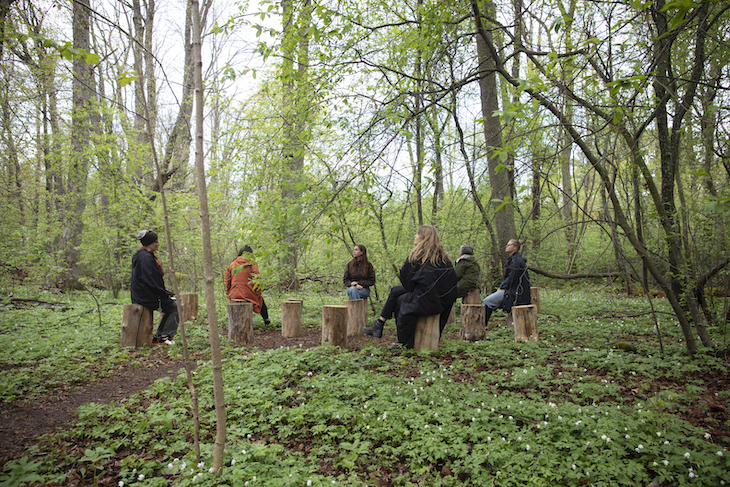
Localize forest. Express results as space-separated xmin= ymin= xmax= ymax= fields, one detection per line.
xmin=0 ymin=0 xmax=729 ymax=484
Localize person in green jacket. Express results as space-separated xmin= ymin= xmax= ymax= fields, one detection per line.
xmin=455 ymin=244 xmax=480 ymax=298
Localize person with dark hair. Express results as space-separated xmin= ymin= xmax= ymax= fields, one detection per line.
xmin=483 ymin=238 xmax=531 ymax=327
xmin=362 ymin=225 xmax=457 ymax=349
xmin=344 ymin=244 xmax=376 ymax=300
xmin=455 ymin=244 xmax=480 ymax=298
xmin=225 ymin=246 xmax=270 ymax=326
xmin=131 ymin=230 xmax=178 ymax=345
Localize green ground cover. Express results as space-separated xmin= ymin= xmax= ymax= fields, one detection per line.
xmin=1 ymin=286 xmax=728 ymax=486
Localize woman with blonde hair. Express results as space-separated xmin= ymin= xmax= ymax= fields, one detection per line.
xmin=362 ymin=225 xmax=458 ymax=349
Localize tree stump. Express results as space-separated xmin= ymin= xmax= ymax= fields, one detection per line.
xmin=228 ymin=300 xmax=253 ymax=345
xmin=181 ymin=294 xmax=199 ymax=323
xmin=281 ymin=300 xmax=303 ymax=337
xmin=464 ymin=289 xmax=481 ymax=304
xmin=414 ymin=314 xmax=440 ymax=351
xmin=530 ymin=287 xmax=540 ymax=313
xmin=322 ymin=305 xmax=347 ymax=348
xmin=120 ymin=304 xmax=153 ymax=348
xmin=344 ymin=299 xmax=367 ymax=338
xmin=460 ymin=304 xmax=485 ymax=341
xmin=513 ymin=304 xmax=538 ymax=341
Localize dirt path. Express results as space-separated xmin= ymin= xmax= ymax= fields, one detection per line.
xmin=0 ymin=327 xmax=395 ymax=467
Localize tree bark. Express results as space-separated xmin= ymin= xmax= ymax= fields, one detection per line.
xmin=474 ymin=0 xmax=516 ymax=261
xmin=191 ymin=0 xmax=225 ymax=473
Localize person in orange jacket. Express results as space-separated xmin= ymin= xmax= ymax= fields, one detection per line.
xmin=224 ymin=245 xmax=270 ymax=326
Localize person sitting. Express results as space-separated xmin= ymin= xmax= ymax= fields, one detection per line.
xmin=344 ymin=244 xmax=376 ymax=300
xmin=483 ymin=238 xmax=531 ymax=327
xmin=455 ymin=244 xmax=480 ymax=299
xmin=225 ymin=245 xmax=271 ymax=326
xmin=362 ymin=225 xmax=457 ymax=349
xmin=131 ymin=230 xmax=178 ymax=345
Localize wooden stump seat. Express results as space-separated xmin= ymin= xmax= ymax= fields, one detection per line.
xmin=321 ymin=305 xmax=347 ymax=348
xmin=228 ymin=300 xmax=253 ymax=345
xmin=447 ymin=288 xmax=481 ymax=325
xmin=120 ymin=304 xmax=153 ymax=348
xmin=414 ymin=314 xmax=440 ymax=351
xmin=460 ymin=303 xmax=485 ymax=341
xmin=281 ymin=300 xmax=303 ymax=337
xmin=345 ymin=299 xmax=367 ymax=338
xmin=513 ymin=304 xmax=538 ymax=341
xmin=181 ymin=293 xmax=199 ymax=323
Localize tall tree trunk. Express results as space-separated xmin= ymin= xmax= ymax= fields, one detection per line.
xmin=474 ymin=0 xmax=516 ymax=260
xmin=157 ymin=0 xmax=194 ymax=193
xmin=279 ymin=0 xmax=311 ymax=290
xmin=62 ymin=0 xmax=95 ymax=288
xmin=191 ymin=0 xmax=226 ymax=473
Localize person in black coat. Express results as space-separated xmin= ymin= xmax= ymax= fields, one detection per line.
xmin=362 ymin=225 xmax=457 ymax=349
xmin=482 ymin=238 xmax=531 ymax=327
xmin=131 ymin=230 xmax=178 ymax=345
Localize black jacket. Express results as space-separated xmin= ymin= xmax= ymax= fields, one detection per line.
xmin=131 ymin=248 xmax=169 ymax=308
xmin=499 ymin=252 xmax=531 ymax=313
xmin=398 ymin=258 xmax=458 ymax=318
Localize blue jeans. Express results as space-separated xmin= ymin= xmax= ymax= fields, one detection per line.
xmin=347 ymin=286 xmax=371 ymax=300
xmin=483 ymin=289 xmax=505 ymax=310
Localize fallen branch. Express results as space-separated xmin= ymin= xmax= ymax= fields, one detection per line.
xmin=527 ymin=265 xmax=623 ymax=280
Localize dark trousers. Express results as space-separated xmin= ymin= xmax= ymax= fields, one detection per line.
xmin=379 ymin=286 xmax=452 ymax=348
xmin=141 ymin=296 xmax=179 ymax=338
xmin=260 ymin=300 xmax=269 ymax=321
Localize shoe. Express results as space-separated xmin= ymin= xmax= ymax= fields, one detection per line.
xmin=362 ymin=319 xmax=384 ymax=338
xmin=160 ymin=336 xmax=175 ymax=345
xmin=264 ymin=319 xmax=271 ymax=326
xmin=152 ymin=335 xmax=160 ymax=344
xmin=389 ymin=343 xmax=404 ymax=350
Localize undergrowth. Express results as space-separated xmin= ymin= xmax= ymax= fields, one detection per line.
xmin=1 ymin=286 xmax=728 ymax=486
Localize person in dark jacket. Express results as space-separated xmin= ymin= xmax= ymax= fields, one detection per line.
xmin=455 ymin=244 xmax=480 ymax=298
xmin=482 ymin=238 xmax=531 ymax=327
xmin=131 ymin=230 xmax=178 ymax=345
xmin=362 ymin=225 xmax=457 ymax=349
xmin=344 ymin=244 xmax=376 ymax=300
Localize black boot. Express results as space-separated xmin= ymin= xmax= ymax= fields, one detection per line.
xmin=362 ymin=318 xmax=384 ymax=338
xmin=484 ymin=306 xmax=493 ymax=329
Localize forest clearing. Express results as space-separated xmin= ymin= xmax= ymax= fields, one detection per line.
xmin=2 ymin=0 xmax=730 ymax=484
xmin=0 ymin=286 xmax=728 ymax=486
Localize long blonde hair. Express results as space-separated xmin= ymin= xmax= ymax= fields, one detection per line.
xmin=408 ymin=225 xmax=450 ymax=266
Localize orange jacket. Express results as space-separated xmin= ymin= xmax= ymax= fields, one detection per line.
xmin=224 ymin=256 xmax=263 ymax=313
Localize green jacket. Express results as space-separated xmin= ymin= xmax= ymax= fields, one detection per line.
xmin=455 ymin=254 xmax=480 ymax=298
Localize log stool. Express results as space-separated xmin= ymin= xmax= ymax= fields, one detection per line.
xmin=344 ymin=299 xmax=367 ymax=338
xmin=120 ymin=304 xmax=153 ymax=348
xmin=321 ymin=305 xmax=347 ymax=348
xmin=447 ymin=288 xmax=481 ymax=324
xmin=281 ymin=300 xmax=303 ymax=337
xmin=414 ymin=314 xmax=440 ymax=351
xmin=460 ymin=304 xmax=485 ymax=341
xmin=512 ymin=304 xmax=538 ymax=341
xmin=181 ymin=293 xmax=199 ymax=323
xmin=228 ymin=300 xmax=253 ymax=345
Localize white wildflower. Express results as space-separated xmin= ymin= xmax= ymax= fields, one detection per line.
xmin=138 ymin=474 xmax=145 ymax=481
xmin=684 ymin=452 xmax=690 ymax=458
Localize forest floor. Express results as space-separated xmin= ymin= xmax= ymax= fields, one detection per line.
xmin=0 ymin=326 xmax=397 ymax=467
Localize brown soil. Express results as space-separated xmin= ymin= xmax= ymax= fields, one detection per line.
xmin=0 ymin=326 xmax=398 ymax=468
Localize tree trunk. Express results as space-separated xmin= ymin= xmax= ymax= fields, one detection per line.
xmin=61 ymin=0 xmax=95 ymax=289
xmin=474 ymin=0 xmax=516 ymax=258
xmin=191 ymin=0 xmax=225 ymax=473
